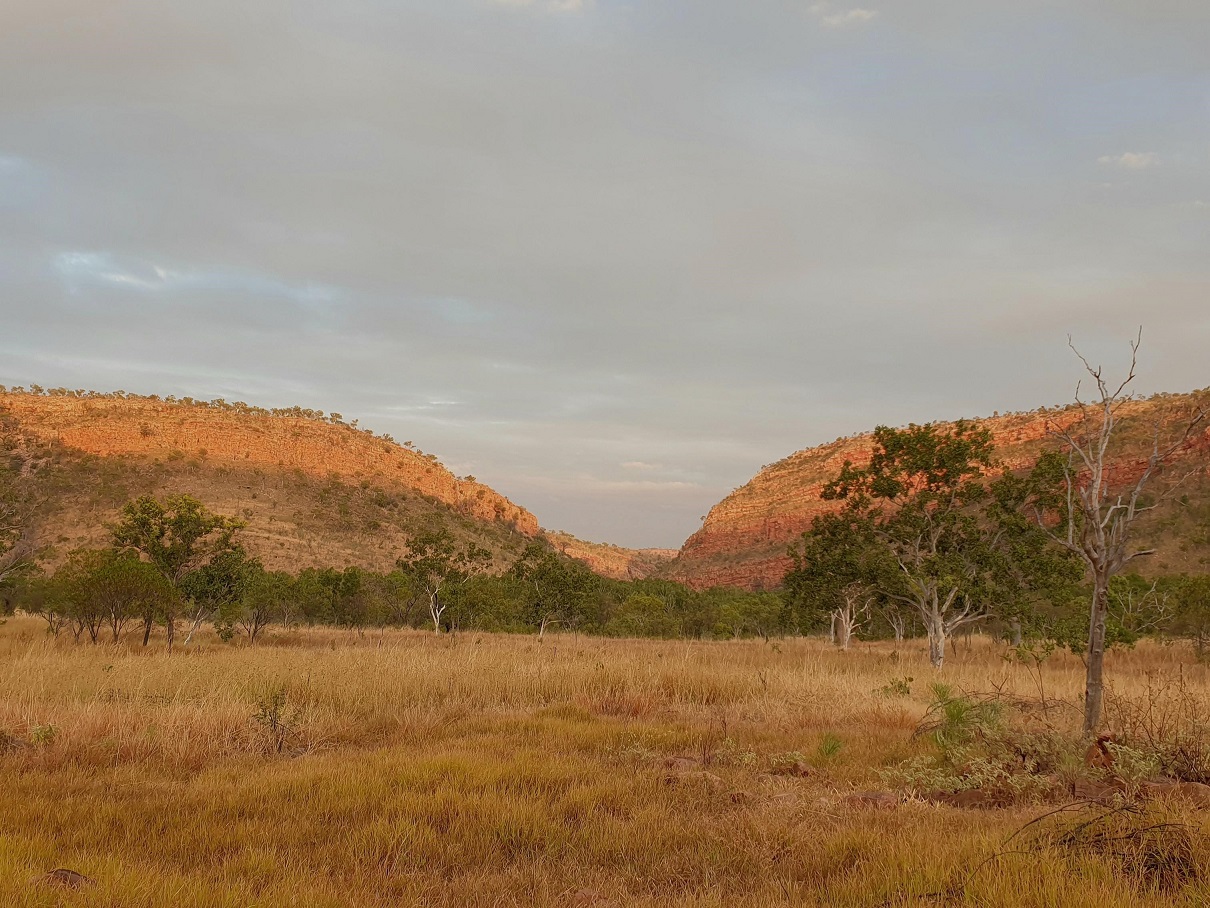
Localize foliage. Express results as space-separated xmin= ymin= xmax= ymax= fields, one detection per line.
xmin=815 ymin=422 xmax=1001 ymax=667
xmin=605 ymin=593 xmax=682 ymax=638
xmin=877 ymin=676 xmax=913 ymax=698
xmin=510 ymin=543 xmax=599 ymax=634
xmin=112 ymin=494 xmax=245 ymax=585
xmin=784 ymin=510 xmax=893 ymax=640
xmin=15 ymin=548 xmax=176 ymax=644
xmin=917 ymin=683 xmax=1004 ymax=751
xmin=396 ymin=529 xmax=493 ymax=632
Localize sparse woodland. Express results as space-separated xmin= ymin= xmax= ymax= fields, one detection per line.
xmin=5 ymin=349 xmax=1210 ymax=906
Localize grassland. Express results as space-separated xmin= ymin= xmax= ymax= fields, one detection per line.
xmin=4 ymin=618 xmax=1210 ymax=907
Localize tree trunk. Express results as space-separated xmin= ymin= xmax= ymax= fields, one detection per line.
xmin=836 ymin=615 xmax=851 ymax=650
xmin=1084 ymin=575 xmax=1110 ymax=734
xmin=925 ymin=610 xmax=946 ymax=669
xmin=1010 ymin=617 xmax=1023 ymax=647
xmin=834 ymin=606 xmax=857 ymax=651
xmin=430 ymin=593 xmax=442 ymax=634
xmin=182 ymin=608 xmax=207 ymax=647
xmin=142 ymin=613 xmax=153 ymax=646
xmin=888 ymin=612 xmax=906 ymax=643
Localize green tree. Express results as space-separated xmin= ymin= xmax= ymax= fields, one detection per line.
xmin=606 ymin=593 xmax=681 ymax=638
xmin=785 ymin=511 xmax=895 ymax=649
xmin=510 ymin=543 xmax=598 ymax=636
xmin=983 ymin=462 xmax=1084 ymax=645
xmin=396 ymin=529 xmax=492 ymax=633
xmin=219 ymin=564 xmax=290 ymax=644
xmin=111 ymin=494 xmax=244 ymax=649
xmin=85 ymin=549 xmax=176 ymax=643
xmin=182 ymin=547 xmax=257 ymax=644
xmin=36 ymin=549 xmax=174 ymax=644
xmin=821 ymin=421 xmax=1000 ymax=668
xmin=1171 ymin=575 xmax=1210 ymax=658
xmin=705 ymin=587 xmax=785 ymax=640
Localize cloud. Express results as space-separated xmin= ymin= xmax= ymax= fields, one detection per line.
xmin=489 ymin=0 xmax=587 ymax=12
xmin=523 ymin=475 xmax=703 ymax=496
xmin=1098 ymin=151 xmax=1160 ymax=170
xmin=809 ymin=3 xmax=878 ymax=28
xmin=52 ymin=252 xmax=340 ymax=308
xmin=3 ymin=2 xmax=1210 ymax=548
xmin=621 ymin=461 xmax=661 ymax=471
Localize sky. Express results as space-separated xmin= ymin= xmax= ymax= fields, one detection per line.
xmin=1 ymin=1 xmax=1209 ymax=549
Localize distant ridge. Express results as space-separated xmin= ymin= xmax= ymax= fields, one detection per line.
xmin=665 ymin=390 xmax=1210 ymax=590
xmin=0 ymin=387 xmax=671 ymax=580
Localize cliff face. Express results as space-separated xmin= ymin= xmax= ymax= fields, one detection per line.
xmin=545 ymin=531 xmax=677 ymax=581
xmin=1 ymin=392 xmax=540 ymax=536
xmin=668 ymin=394 xmax=1210 ymax=591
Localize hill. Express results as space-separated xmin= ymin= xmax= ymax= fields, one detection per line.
xmin=666 ymin=390 xmax=1210 ymax=590
xmin=0 ymin=388 xmax=669 ymax=580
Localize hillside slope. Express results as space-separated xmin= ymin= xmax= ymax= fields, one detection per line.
xmin=0 ymin=390 xmax=668 ymax=580
xmin=666 ymin=391 xmax=1210 ymax=590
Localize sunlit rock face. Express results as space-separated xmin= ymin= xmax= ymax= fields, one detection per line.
xmin=667 ymin=394 xmax=1210 ymax=591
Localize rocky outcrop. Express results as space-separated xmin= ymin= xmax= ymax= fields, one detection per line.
xmin=668 ymin=394 xmax=1210 ymax=590
xmin=1 ymin=392 xmax=541 ymax=535
xmin=544 ymin=531 xmax=676 ymax=581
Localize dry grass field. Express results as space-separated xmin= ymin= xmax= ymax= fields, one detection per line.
xmin=4 ymin=617 xmax=1210 ymax=907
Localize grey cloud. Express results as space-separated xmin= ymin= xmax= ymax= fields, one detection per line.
xmin=2 ymin=1 xmax=1209 ymax=547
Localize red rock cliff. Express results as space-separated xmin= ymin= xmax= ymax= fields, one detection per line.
xmin=668 ymin=395 xmax=1210 ymax=590
xmin=0 ymin=392 xmax=540 ymax=536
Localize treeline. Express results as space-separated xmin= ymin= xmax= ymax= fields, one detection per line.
xmin=6 ymin=494 xmax=786 ymax=646
xmin=9 ymin=490 xmax=1210 ymax=655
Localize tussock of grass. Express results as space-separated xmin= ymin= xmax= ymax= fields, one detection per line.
xmin=2 ymin=618 xmax=1210 ymax=906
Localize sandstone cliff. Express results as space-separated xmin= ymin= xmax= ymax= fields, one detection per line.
xmin=545 ymin=531 xmax=677 ymax=581
xmin=667 ymin=392 xmax=1210 ymax=590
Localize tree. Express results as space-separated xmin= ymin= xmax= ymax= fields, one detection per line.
xmin=30 ymin=549 xmax=173 ymax=644
xmin=185 ymin=548 xmax=258 ymax=643
xmin=605 ymin=593 xmax=681 ymax=638
xmin=80 ymin=549 xmax=176 ymax=643
xmin=821 ymin=421 xmax=999 ymax=668
xmin=510 ymin=543 xmax=597 ymax=637
xmin=785 ymin=511 xmax=894 ymax=650
xmin=705 ymin=587 xmax=785 ymax=641
xmin=111 ymin=494 xmax=244 ymax=649
xmin=1172 ymin=575 xmax=1210 ymax=658
xmin=220 ymin=564 xmax=290 ymax=644
xmin=983 ymin=465 xmax=1084 ymax=645
xmin=396 ymin=529 xmax=492 ymax=633
xmin=13 ymin=572 xmax=70 ymax=637
xmin=1033 ymin=335 xmax=1205 ymax=733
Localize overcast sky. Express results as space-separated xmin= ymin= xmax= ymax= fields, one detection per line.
xmin=2 ymin=1 xmax=1208 ymax=548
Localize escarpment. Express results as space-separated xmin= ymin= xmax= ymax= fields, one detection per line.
xmin=667 ymin=394 xmax=1210 ymax=590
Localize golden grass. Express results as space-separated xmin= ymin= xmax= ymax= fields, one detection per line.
xmin=3 ymin=617 xmax=1210 ymax=906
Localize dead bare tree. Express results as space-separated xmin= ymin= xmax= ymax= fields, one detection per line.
xmin=1045 ymin=332 xmax=1205 ymax=734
